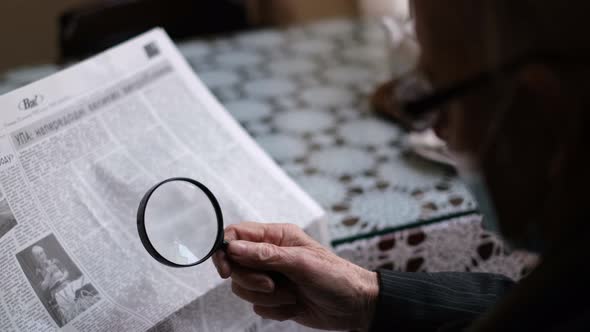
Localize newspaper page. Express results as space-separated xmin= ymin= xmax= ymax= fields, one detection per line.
xmin=0 ymin=29 xmax=327 ymax=331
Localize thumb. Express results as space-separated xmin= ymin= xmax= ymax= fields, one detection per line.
xmin=227 ymin=240 xmax=300 ymax=274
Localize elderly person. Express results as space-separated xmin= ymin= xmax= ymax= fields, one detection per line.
xmin=213 ymin=1 xmax=590 ymax=330
xmin=33 ymin=245 xmax=70 ymax=294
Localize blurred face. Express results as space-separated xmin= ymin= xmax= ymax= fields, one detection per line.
xmin=412 ymin=1 xmax=574 ymax=245
xmin=32 ymin=246 xmax=47 ymax=265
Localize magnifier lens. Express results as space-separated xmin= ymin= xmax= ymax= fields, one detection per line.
xmin=143 ymin=180 xmax=220 ymax=266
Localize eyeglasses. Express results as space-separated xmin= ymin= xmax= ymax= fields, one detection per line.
xmin=394 ymin=52 xmax=583 ymax=131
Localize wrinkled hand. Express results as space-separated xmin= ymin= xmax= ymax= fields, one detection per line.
xmin=212 ymin=222 xmax=379 ymax=331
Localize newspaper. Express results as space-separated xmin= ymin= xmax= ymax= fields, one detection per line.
xmin=0 ymin=29 xmax=328 ymax=332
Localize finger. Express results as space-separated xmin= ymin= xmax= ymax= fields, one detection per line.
xmin=253 ymin=304 xmax=302 ymax=322
xmin=231 ymin=265 xmax=275 ymax=293
xmin=226 ymin=240 xmax=301 ymax=274
xmin=211 ymin=250 xmax=231 ymax=279
xmin=232 ymin=282 xmax=296 ymax=307
xmin=224 ymin=222 xmax=313 ymax=247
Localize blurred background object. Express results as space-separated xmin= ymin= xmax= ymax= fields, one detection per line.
xmin=359 ymin=0 xmax=410 ymax=20
xmin=251 ymin=0 xmax=358 ymax=26
xmin=0 ymin=0 xmax=413 ymax=74
xmin=59 ymin=0 xmax=253 ymax=60
xmin=405 ymin=130 xmax=455 ymax=167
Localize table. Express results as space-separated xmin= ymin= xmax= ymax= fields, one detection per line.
xmin=184 ymin=19 xmax=480 ymax=244
xmin=1 ymin=19 xmax=534 ymax=280
xmin=0 ymin=19 xmax=476 ymax=245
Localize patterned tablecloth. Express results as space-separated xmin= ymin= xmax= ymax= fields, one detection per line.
xmin=192 ymin=20 xmax=481 ymax=244
xmin=335 ymin=214 xmax=538 ymax=280
xmin=0 ymin=19 xmax=476 ymax=244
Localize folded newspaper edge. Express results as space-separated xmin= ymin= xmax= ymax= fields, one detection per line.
xmin=0 ymin=28 xmax=328 ymax=332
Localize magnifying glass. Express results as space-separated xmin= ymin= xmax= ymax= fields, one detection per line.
xmin=137 ymin=177 xmax=227 ymax=267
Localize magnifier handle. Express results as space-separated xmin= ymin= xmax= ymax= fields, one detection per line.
xmin=221 ymin=240 xmax=229 ymax=252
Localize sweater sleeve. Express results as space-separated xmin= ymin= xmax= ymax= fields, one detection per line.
xmin=369 ymin=270 xmax=515 ymax=331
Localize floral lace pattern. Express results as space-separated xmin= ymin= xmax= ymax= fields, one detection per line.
xmin=335 ymin=214 xmax=539 ymax=280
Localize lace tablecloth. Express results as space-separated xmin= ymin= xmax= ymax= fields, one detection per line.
xmin=0 ymin=19 xmax=477 ymax=244
xmin=336 ymin=213 xmax=538 ymax=280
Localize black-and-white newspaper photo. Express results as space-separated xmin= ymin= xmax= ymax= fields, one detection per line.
xmin=16 ymin=234 xmax=101 ymax=327
xmin=0 ymin=189 xmax=16 ymax=240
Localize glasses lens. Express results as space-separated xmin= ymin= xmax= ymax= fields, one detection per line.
xmin=142 ymin=179 xmax=220 ymax=266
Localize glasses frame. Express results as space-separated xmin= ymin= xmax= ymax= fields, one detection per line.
xmin=399 ymin=52 xmax=581 ymax=129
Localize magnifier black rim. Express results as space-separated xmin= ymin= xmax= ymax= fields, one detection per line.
xmin=137 ymin=177 xmax=224 ymax=268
